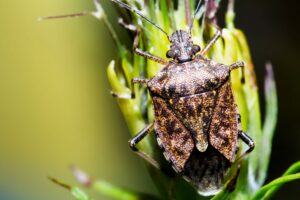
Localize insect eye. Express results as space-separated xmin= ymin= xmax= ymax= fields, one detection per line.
xmin=174 ymin=49 xmax=181 ymax=57
xmin=192 ymin=45 xmax=201 ymax=53
xmin=166 ymin=50 xmax=175 ymax=58
xmin=187 ymin=46 xmax=193 ymax=52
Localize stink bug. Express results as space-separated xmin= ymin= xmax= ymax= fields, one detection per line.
xmin=111 ymin=0 xmax=254 ymax=195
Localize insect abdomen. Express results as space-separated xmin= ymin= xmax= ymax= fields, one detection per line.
xmin=183 ymin=147 xmax=231 ymax=196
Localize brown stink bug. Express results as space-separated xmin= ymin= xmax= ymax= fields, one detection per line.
xmin=110 ymin=0 xmax=254 ymax=195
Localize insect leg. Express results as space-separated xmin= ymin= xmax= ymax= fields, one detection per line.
xmin=238 ymin=131 xmax=255 ymax=154
xmin=129 ymin=123 xmax=161 ymax=170
xmin=111 ymin=78 xmax=149 ymax=99
xmin=133 ymin=29 xmax=168 ymax=65
xmin=230 ymin=61 xmax=245 ymax=83
xmin=118 ymin=18 xmax=137 ymax=32
xmin=200 ymin=29 xmax=222 ymax=55
xmin=229 ymin=61 xmax=244 ymax=70
xmin=235 ymin=131 xmax=255 ymax=162
xmin=118 ymin=18 xmax=167 ymax=64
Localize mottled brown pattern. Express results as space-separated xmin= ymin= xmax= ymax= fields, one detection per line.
xmin=148 ymin=56 xmax=230 ymax=98
xmin=209 ymin=81 xmax=239 ymax=163
xmin=152 ymin=96 xmax=194 ymax=172
xmin=169 ymin=91 xmax=217 ymax=152
xmin=183 ymin=146 xmax=231 ymax=195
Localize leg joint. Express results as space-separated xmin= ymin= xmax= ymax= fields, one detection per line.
xmin=128 ymin=139 xmax=138 ymax=151
xmin=110 ymin=91 xmax=132 ymax=99
xmin=239 ymin=131 xmax=255 ymax=153
xmin=230 ymin=61 xmax=245 ymax=70
xmin=132 ymin=78 xmax=148 ymax=84
xmin=248 ymin=140 xmax=255 ymax=152
xmin=118 ymin=18 xmax=137 ymax=32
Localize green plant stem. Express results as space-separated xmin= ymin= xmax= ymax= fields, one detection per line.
xmin=260 ymin=161 xmax=300 ymax=200
xmin=92 ymin=181 xmax=139 ymax=200
xmin=251 ymin=173 xmax=300 ymax=200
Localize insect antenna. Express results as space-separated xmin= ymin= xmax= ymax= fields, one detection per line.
xmin=188 ymin=0 xmax=203 ymax=35
xmin=111 ymin=0 xmax=169 ymax=39
xmin=37 ymin=11 xmax=91 ymax=21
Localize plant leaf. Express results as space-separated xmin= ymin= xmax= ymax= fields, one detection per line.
xmin=48 ymin=177 xmax=94 ymax=200
xmin=251 ymin=172 xmax=300 ymax=200
xmin=72 ymin=166 xmax=160 ymax=200
xmin=259 ymin=161 xmax=300 ymax=200
xmin=256 ymin=62 xmax=278 ymax=186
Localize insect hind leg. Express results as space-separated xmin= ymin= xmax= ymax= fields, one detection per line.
xmin=239 ymin=131 xmax=255 ymax=154
xmin=129 ymin=123 xmax=163 ymax=170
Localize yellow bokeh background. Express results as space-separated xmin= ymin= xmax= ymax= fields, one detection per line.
xmin=0 ymin=1 xmax=154 ymax=199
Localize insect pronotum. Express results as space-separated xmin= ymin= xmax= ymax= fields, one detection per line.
xmin=110 ymin=0 xmax=255 ymax=196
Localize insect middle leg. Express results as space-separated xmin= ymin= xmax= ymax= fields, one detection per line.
xmin=111 ymin=78 xmax=149 ymax=99
xmin=129 ymin=123 xmax=162 ymax=171
xmin=119 ymin=18 xmax=168 ymax=65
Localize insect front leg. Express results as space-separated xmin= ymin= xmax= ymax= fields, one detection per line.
xmin=200 ymin=29 xmax=222 ymax=55
xmin=129 ymin=123 xmax=163 ymax=171
xmin=111 ymin=78 xmax=149 ymax=99
xmin=133 ymin=29 xmax=168 ymax=65
xmin=230 ymin=61 xmax=245 ymax=83
xmin=118 ymin=18 xmax=168 ymax=65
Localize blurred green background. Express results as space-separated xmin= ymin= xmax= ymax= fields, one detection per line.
xmin=0 ymin=0 xmax=299 ymax=200
xmin=0 ymin=1 xmax=154 ymax=199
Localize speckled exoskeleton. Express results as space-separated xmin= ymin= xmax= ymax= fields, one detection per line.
xmin=111 ymin=0 xmax=255 ymax=196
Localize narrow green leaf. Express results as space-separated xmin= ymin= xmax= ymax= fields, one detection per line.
xmin=92 ymin=181 xmax=139 ymax=200
xmin=48 ymin=177 xmax=94 ymax=200
xmin=257 ymin=62 xmax=278 ymax=185
xmin=260 ymin=161 xmax=300 ymax=200
xmin=71 ymin=187 xmax=94 ymax=200
xmin=71 ymin=166 xmax=160 ymax=200
xmin=159 ymin=0 xmax=170 ymax=30
xmin=252 ymin=173 xmax=300 ymax=200
xmin=283 ymin=161 xmax=300 ymax=175
xmin=233 ymin=28 xmax=263 ymax=194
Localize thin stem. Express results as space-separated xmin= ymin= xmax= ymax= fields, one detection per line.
xmin=91 ymin=0 xmax=124 ymax=53
xmin=252 ymin=173 xmax=300 ymax=200
xmin=38 ymin=11 xmax=90 ymax=21
xmin=93 ymin=181 xmax=139 ymax=200
xmin=184 ymin=0 xmax=191 ymax=26
xmin=226 ymin=0 xmax=235 ymax=29
xmin=101 ymin=12 xmax=123 ymax=52
xmin=104 ymin=17 xmax=122 ymax=48
xmin=227 ymin=0 xmax=235 ymax=13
